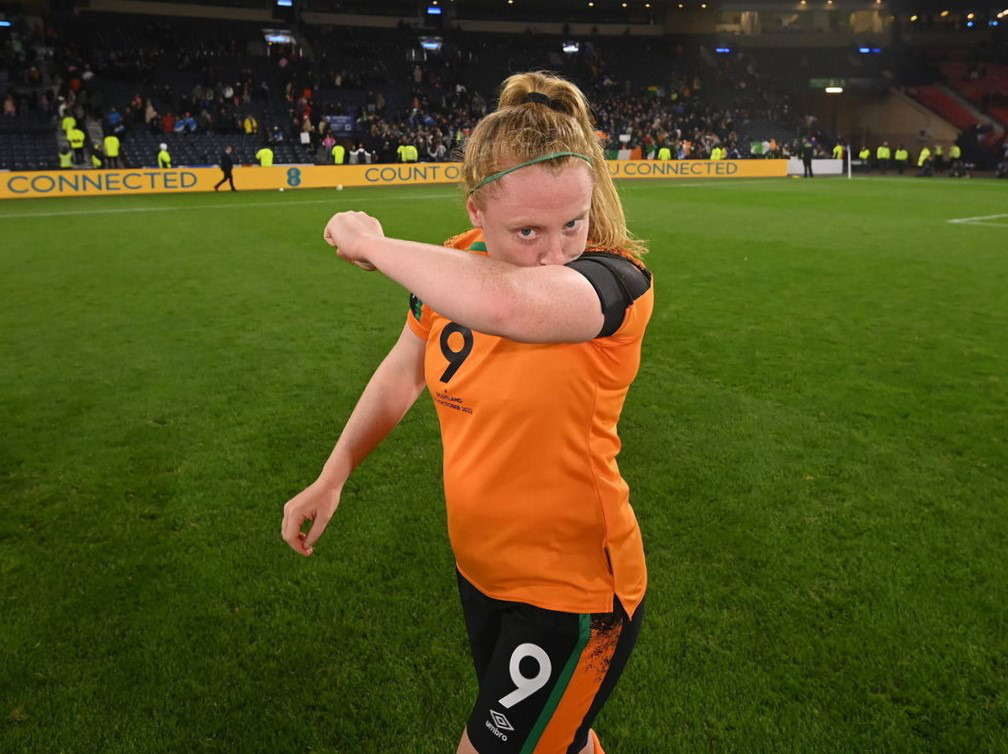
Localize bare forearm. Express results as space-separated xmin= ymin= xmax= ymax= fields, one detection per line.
xmin=366 ymin=237 xmax=521 ymax=333
xmin=322 ymin=212 xmax=602 ymax=342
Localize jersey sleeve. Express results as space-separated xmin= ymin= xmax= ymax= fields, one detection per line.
xmin=565 ymin=252 xmax=653 ymax=340
xmin=406 ymin=228 xmax=485 ymax=338
xmin=405 ymin=291 xmax=432 ymax=340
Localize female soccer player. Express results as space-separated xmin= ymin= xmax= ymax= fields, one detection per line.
xmin=282 ymin=71 xmax=654 ymax=754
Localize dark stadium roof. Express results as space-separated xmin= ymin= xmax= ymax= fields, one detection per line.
xmin=55 ymin=0 xmax=1008 ymax=24
xmin=322 ymin=0 xmax=1008 ymax=13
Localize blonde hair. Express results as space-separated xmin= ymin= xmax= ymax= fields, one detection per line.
xmin=461 ymin=71 xmax=646 ymax=259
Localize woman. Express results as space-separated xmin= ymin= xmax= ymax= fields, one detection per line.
xmin=282 ymin=71 xmax=653 ymax=754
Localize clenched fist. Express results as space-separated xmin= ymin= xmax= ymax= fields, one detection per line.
xmin=323 ymin=211 xmax=384 ymax=271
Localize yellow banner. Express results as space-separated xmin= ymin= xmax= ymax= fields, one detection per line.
xmin=0 ymin=160 xmax=786 ymax=200
xmin=607 ymin=159 xmax=786 ymax=179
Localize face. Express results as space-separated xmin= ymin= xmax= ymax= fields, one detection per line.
xmin=466 ymin=161 xmax=593 ymax=267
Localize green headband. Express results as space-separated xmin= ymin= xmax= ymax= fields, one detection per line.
xmin=469 ymin=151 xmax=593 ymax=194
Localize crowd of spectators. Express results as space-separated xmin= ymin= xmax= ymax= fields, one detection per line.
xmin=2 ymin=13 xmax=813 ymax=168
xmin=3 ymin=12 xmax=1003 ymax=170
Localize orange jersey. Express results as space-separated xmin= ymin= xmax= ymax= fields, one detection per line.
xmin=406 ymin=229 xmax=653 ymax=617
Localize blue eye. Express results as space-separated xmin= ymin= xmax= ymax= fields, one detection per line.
xmin=518 ymin=228 xmax=534 ymax=238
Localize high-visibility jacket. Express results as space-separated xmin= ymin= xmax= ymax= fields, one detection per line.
xmin=950 ymin=145 xmax=961 ymax=159
xmin=158 ymin=149 xmax=172 ymax=168
xmin=104 ymin=135 xmax=120 ymax=157
xmin=61 ymin=115 xmax=76 ymax=132
xmin=256 ymin=147 xmax=274 ymax=167
xmin=895 ymin=149 xmax=909 ymax=162
xmin=657 ymin=147 xmax=671 ymax=160
xmin=58 ymin=151 xmax=73 ymax=168
xmin=710 ymin=147 xmax=723 ymax=161
xmin=91 ymin=152 xmax=103 ymax=169
xmin=832 ymin=144 xmax=844 ymax=159
xmin=331 ymin=145 xmax=345 ymax=164
xmin=876 ymin=145 xmax=891 ymax=160
xmin=67 ymin=127 xmax=86 ymax=149
xmin=917 ymin=147 xmax=931 ymax=167
xmin=859 ymin=148 xmax=871 ymax=160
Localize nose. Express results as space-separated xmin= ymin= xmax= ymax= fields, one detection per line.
xmin=540 ymin=234 xmax=566 ymax=266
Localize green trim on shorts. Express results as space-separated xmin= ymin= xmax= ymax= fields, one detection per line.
xmin=519 ymin=613 xmax=592 ymax=754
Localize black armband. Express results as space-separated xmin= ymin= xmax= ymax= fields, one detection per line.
xmin=565 ymin=252 xmax=652 ymax=337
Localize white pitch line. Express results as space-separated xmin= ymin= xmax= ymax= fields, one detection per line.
xmin=947 ymin=221 xmax=1008 ymax=228
xmin=0 ymin=192 xmax=461 ymax=220
xmin=947 ymin=213 xmax=1008 ymax=225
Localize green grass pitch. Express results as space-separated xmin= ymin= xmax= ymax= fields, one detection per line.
xmin=1 ymin=176 xmax=1006 ymax=753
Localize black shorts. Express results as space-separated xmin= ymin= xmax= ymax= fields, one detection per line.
xmin=457 ymin=571 xmax=644 ymax=754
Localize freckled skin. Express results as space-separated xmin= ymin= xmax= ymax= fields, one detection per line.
xmin=467 ymin=161 xmax=594 ymax=268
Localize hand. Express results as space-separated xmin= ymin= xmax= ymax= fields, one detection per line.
xmin=281 ymin=481 xmax=343 ymax=557
xmin=323 ymin=211 xmax=384 ymax=271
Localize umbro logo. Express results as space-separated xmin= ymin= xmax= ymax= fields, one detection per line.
xmin=485 ymin=709 xmax=514 ymax=742
xmin=489 ymin=709 xmax=514 ymax=731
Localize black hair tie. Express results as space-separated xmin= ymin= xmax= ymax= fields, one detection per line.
xmin=525 ymin=91 xmax=567 ymax=113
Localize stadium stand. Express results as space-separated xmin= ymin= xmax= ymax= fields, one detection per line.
xmin=0 ymin=111 xmax=57 ymax=170
xmin=909 ymin=84 xmax=982 ymax=131
xmin=1 ymin=2 xmax=1005 ymax=171
xmin=0 ymin=7 xmax=812 ymax=170
xmin=941 ymin=62 xmax=1008 ymax=129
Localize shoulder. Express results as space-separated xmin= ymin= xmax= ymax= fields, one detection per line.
xmin=442 ymin=228 xmax=484 ymax=251
xmin=566 ymin=251 xmax=651 ymax=300
xmin=565 ymin=252 xmax=652 ymax=338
